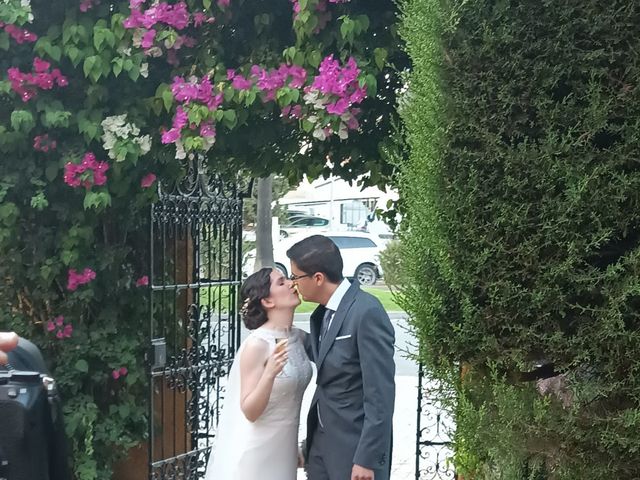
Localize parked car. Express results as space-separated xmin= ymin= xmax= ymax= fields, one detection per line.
xmin=279 ymin=215 xmax=330 ymax=238
xmin=243 ymin=231 xmax=385 ymax=286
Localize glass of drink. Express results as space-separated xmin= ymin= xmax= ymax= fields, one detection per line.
xmin=273 ymin=327 xmax=292 ymax=377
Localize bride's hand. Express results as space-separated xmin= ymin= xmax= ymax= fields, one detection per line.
xmin=264 ymin=340 xmax=288 ymax=379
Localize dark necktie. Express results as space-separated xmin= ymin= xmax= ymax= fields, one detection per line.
xmin=320 ymin=308 xmax=334 ymax=343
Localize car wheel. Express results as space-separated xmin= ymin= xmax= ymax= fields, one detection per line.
xmin=355 ymin=264 xmax=377 ymax=286
xmin=274 ymin=263 xmax=288 ymax=278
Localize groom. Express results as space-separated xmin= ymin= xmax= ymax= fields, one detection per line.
xmin=287 ymin=235 xmax=395 ymax=480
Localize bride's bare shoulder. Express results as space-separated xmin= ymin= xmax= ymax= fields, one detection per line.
xmin=240 ymin=335 xmax=270 ymax=364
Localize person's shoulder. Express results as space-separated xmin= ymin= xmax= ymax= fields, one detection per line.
xmin=354 ymin=287 xmax=385 ymax=311
xmin=240 ymin=334 xmax=270 ymax=363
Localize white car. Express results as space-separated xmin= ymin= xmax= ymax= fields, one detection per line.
xmin=279 ymin=216 xmax=330 ymax=239
xmin=243 ymin=231 xmax=385 ymax=286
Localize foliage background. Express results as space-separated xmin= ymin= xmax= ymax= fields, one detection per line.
xmin=0 ymin=0 xmax=406 ymax=478
xmin=399 ymin=0 xmax=640 ymax=478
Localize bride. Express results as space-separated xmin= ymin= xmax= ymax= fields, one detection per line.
xmin=205 ymin=267 xmax=312 ymax=480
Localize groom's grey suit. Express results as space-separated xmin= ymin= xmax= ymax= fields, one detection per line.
xmin=305 ymin=280 xmax=395 ymax=480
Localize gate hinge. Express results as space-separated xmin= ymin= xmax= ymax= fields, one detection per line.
xmin=151 ymin=338 xmax=166 ymax=369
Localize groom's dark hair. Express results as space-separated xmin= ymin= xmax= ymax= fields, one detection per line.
xmin=286 ymin=235 xmax=343 ymax=283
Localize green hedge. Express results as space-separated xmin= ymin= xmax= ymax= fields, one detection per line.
xmin=399 ymin=1 xmax=640 ymax=478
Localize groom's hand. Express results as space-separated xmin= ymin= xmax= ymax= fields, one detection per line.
xmin=351 ymin=464 xmax=374 ymax=480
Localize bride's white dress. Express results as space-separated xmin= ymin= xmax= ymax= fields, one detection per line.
xmin=205 ymin=326 xmax=312 ymax=480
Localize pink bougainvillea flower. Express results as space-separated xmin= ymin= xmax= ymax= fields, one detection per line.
xmin=345 ymin=113 xmax=360 ymax=130
xmin=67 ymin=267 xmax=96 ymax=291
xmin=112 ymin=369 xmax=120 ymax=380
xmin=33 ymin=134 xmax=57 ymax=152
xmin=33 ymin=57 xmax=51 ymax=73
xmin=119 ymin=367 xmax=128 ymax=376
xmin=192 ymin=12 xmax=214 ymax=27
xmin=136 ymin=275 xmax=149 ymax=287
xmin=3 ymin=24 xmax=38 ymax=44
xmin=7 ymin=58 xmax=68 ymax=102
xmin=200 ymin=123 xmax=216 ymax=139
xmin=326 ymin=97 xmax=350 ymax=115
xmin=46 ymin=315 xmax=72 ymax=339
xmin=141 ymin=29 xmax=156 ymax=49
xmin=140 ymin=173 xmax=156 ymax=188
xmin=124 ymin=1 xmax=190 ymax=32
xmin=282 ymin=104 xmax=303 ymax=120
xmin=64 ymin=152 xmax=109 ymax=189
xmin=161 ymin=128 xmax=181 ymax=144
xmin=62 ymin=324 xmax=73 ymax=337
xmin=231 ymin=75 xmax=252 ymax=91
xmin=218 ymin=0 xmax=230 ymax=7
xmin=79 ymin=0 xmax=100 ymax=11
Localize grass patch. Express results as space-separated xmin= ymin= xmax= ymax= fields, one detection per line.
xmin=198 ymin=285 xmax=402 ymax=313
xmin=296 ymin=287 xmax=402 ymax=313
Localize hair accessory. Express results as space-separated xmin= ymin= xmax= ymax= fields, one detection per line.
xmin=240 ymin=297 xmax=250 ymax=318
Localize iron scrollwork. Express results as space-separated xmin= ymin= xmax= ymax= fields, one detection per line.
xmin=416 ymin=362 xmax=457 ymax=480
xmin=149 ymin=155 xmax=247 ymax=480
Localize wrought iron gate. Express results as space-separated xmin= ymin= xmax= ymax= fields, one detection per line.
xmin=416 ymin=362 xmax=457 ymax=480
xmin=148 ymin=159 xmax=249 ymax=480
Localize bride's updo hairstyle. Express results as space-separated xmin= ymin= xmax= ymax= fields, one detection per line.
xmin=240 ymin=267 xmax=273 ymax=330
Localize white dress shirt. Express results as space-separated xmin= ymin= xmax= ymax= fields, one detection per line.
xmin=323 ymin=278 xmax=351 ymax=331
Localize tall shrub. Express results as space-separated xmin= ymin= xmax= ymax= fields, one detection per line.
xmin=399 ymin=0 xmax=640 ymax=478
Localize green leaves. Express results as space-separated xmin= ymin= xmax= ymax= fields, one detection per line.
xmin=83 ymin=54 xmax=114 ymax=82
xmin=34 ymin=37 xmax=62 ymax=61
xmin=83 ymin=191 xmax=112 ymax=210
xmin=93 ymin=26 xmax=115 ymax=51
xmin=0 ymin=201 xmax=19 ymax=228
xmin=10 ymin=110 xmax=35 ymax=132
xmin=222 ymin=109 xmax=237 ymax=129
xmin=361 ymin=73 xmax=378 ymax=97
xmin=276 ymin=87 xmax=300 ymax=107
xmin=30 ymin=191 xmax=49 ymax=210
xmin=307 ymin=50 xmax=322 ymax=68
xmin=74 ymin=359 xmax=89 ymax=373
xmin=374 ymin=47 xmax=388 ymax=70
xmin=42 ymin=109 xmax=72 ymax=128
xmin=155 ymin=83 xmax=174 ymax=112
xmin=339 ymin=14 xmax=370 ymax=44
xmin=83 ymin=55 xmax=99 ymax=78
xmin=77 ymin=109 xmax=103 ymax=142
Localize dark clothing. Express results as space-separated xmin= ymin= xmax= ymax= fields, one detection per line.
xmin=305 ymin=281 xmax=395 ymax=480
xmin=1 ymin=338 xmax=71 ymax=480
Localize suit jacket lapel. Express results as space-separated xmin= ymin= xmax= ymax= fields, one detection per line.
xmin=317 ymin=281 xmax=360 ymax=370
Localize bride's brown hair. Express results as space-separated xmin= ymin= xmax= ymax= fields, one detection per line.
xmin=239 ymin=267 xmax=272 ymax=329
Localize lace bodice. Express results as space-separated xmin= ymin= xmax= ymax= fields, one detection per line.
xmin=250 ymin=327 xmax=312 ymax=424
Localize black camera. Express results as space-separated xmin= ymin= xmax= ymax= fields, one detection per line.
xmin=0 ymin=371 xmax=58 ymax=480
xmin=0 ymin=339 xmax=71 ymax=480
